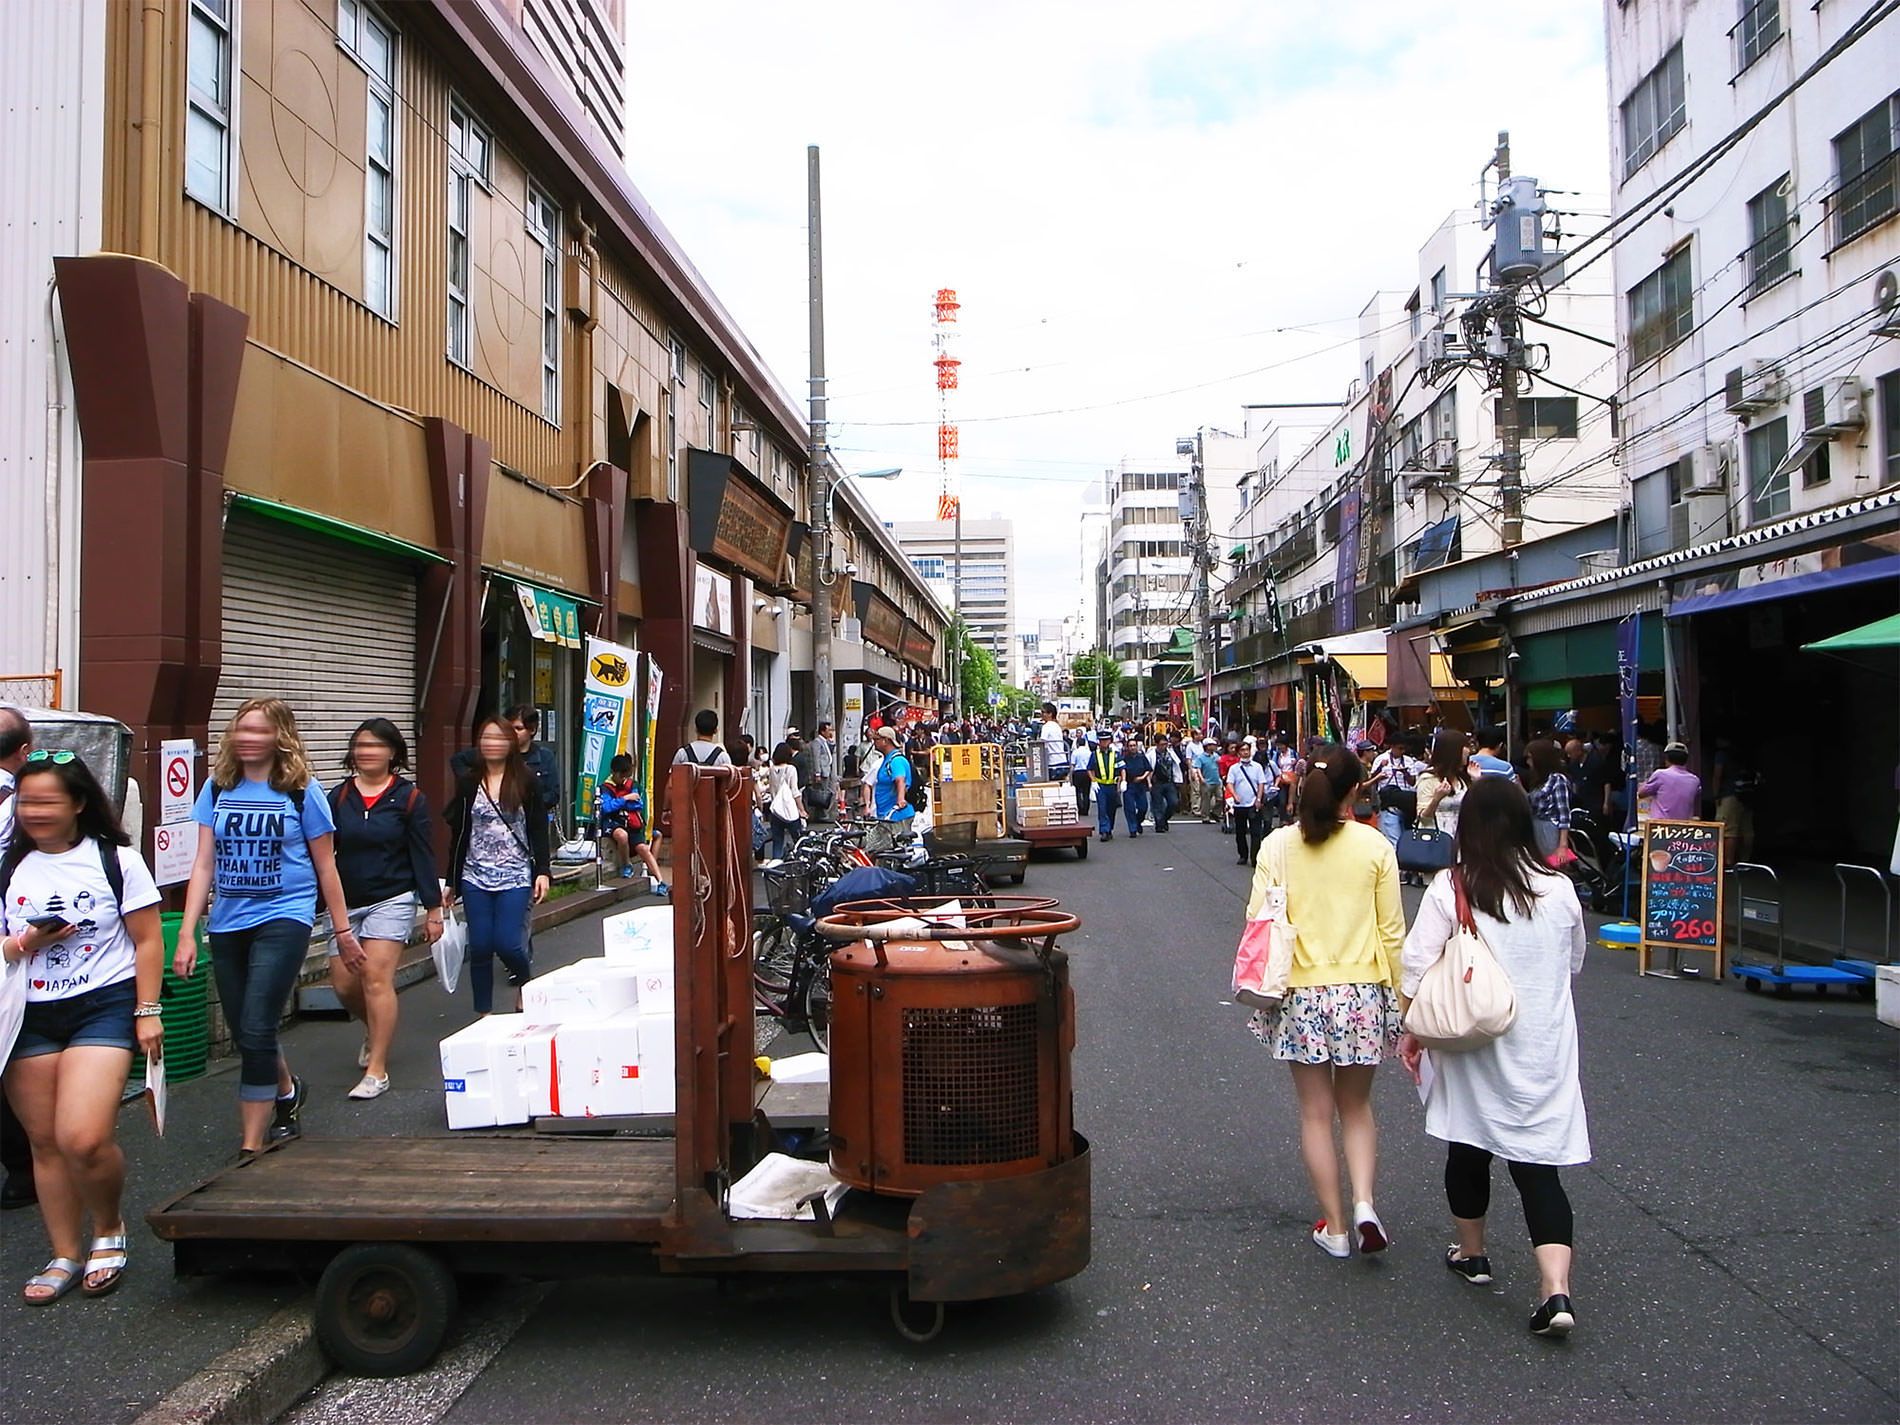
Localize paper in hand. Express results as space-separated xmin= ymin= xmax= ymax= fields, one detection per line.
xmin=1414 ymin=1047 xmax=1436 ymax=1107
xmin=144 ymin=1054 xmax=167 ymax=1137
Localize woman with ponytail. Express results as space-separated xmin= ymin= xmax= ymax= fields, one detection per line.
xmin=1243 ymin=744 xmax=1407 ymax=1259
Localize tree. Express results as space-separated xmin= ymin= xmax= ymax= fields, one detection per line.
xmin=1068 ymin=652 xmax=1116 ymax=708
xmin=957 ymin=622 xmax=999 ymax=711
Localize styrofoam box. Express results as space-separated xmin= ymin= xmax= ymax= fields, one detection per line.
xmin=602 ymin=905 xmax=673 ymax=962
xmin=618 ymin=946 xmax=675 ymax=1013
xmin=502 ymin=1023 xmax=560 ymax=1118
xmin=553 ymin=1010 xmax=644 ymax=1117
xmin=638 ymin=1011 xmax=677 ymax=1115
xmin=1878 ymin=964 xmax=1899 ymax=1030
xmin=521 ymin=958 xmax=641 ymax=1022
xmin=440 ymin=1017 xmax=525 ymax=1129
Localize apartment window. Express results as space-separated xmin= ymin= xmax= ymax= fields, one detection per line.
xmin=1628 ymin=246 xmax=1693 ymax=366
xmin=1735 ymin=0 xmax=1780 ymax=74
xmin=526 ymin=184 xmax=560 ymax=423
xmin=1745 ymin=177 xmax=1793 ymax=293
xmin=1745 ymin=415 xmax=1791 ymax=523
xmin=1883 ymin=371 xmax=1900 ymax=486
xmin=1501 ymin=396 xmax=1580 ymax=440
xmin=1801 ymin=442 xmax=1830 ymax=488
xmin=446 ymin=102 xmax=490 ymax=367
xmin=1406 ymin=292 xmax=1422 ymax=340
xmin=339 ymin=1 xmax=397 ymax=318
xmin=1621 ymin=43 xmax=1686 ymax=179
xmin=668 ymin=335 xmax=686 ymax=384
xmin=1118 ymin=471 xmax=1179 ymax=493
xmin=1429 ymin=267 xmax=1447 ymax=312
xmin=1630 ymin=466 xmax=1674 ymax=559
xmin=185 ymin=0 xmax=234 ymax=212
xmin=1830 ymin=95 xmax=1899 ymax=247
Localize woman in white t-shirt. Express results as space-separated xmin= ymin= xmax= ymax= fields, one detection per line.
xmin=1 ymin=751 xmax=164 ymax=1303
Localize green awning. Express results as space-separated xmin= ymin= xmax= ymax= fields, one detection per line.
xmin=228 ymin=493 xmax=448 ymax=565
xmin=1804 ymin=612 xmax=1900 ymax=651
xmin=508 ymin=581 xmax=582 ymax=649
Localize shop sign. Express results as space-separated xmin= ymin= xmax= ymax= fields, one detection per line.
xmin=1639 ymin=820 xmax=1726 ymax=979
xmin=516 ymin=583 xmax=582 ymax=648
xmin=693 ymin=563 xmax=734 ymax=635
xmin=860 ymin=588 xmax=905 ymax=655
xmin=712 ymin=476 xmax=793 ymax=584
xmin=575 ymin=636 xmax=657 ymax=823
xmin=899 ymin=622 xmax=936 ymax=667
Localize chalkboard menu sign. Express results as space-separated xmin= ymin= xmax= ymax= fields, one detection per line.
xmin=1638 ymin=819 xmax=1726 ymax=978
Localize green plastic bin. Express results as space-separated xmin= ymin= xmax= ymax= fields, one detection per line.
xmin=133 ymin=914 xmax=211 ymax=1087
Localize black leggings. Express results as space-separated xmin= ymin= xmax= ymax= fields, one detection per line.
xmin=1444 ymin=1141 xmax=1574 ymax=1248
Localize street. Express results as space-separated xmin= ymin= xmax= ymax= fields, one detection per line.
xmin=13 ymin=810 xmax=1879 ymax=1425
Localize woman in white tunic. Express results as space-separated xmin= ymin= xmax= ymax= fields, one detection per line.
xmin=1398 ymin=776 xmax=1589 ymax=1339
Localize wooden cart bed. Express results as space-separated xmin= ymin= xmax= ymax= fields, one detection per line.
xmin=147 ymin=1137 xmax=677 ymax=1244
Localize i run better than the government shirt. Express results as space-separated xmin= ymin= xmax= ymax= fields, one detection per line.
xmin=192 ymin=777 xmax=336 ymax=933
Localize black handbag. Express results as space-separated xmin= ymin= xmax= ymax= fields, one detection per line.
xmin=1378 ymin=784 xmax=1418 ymax=818
xmin=1396 ymin=825 xmax=1455 ymax=872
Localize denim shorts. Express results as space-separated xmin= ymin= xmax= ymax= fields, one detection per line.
xmin=339 ymin=892 xmax=419 ymax=948
xmin=10 ymin=977 xmax=138 ymax=1060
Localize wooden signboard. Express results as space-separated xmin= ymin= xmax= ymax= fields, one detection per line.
xmin=1638 ymin=819 xmax=1726 ymax=979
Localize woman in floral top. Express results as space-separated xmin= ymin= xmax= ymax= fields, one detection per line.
xmin=445 ymin=717 xmax=550 ymax=1015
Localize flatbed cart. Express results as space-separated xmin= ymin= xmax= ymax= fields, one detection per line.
xmin=1827 ymin=862 xmax=1894 ymax=988
xmin=1003 ymin=740 xmax=1091 ymax=862
xmin=1729 ymin=862 xmax=1868 ymax=997
xmin=147 ymin=767 xmax=1091 ymax=1376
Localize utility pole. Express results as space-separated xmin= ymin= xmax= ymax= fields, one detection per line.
xmin=1185 ymin=431 xmax=1214 ymax=723
xmin=807 ymin=146 xmax=836 ymax=740
xmin=1494 ymin=131 xmax=1526 ymax=549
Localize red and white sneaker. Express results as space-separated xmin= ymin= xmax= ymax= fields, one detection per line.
xmin=1354 ymin=1201 xmax=1391 ymax=1253
xmin=1311 ymin=1220 xmax=1352 ymax=1258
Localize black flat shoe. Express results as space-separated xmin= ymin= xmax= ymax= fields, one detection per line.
xmin=1529 ymin=1293 xmax=1574 ymax=1337
xmin=1444 ymin=1246 xmax=1492 ymax=1284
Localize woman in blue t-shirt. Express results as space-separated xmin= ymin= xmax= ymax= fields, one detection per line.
xmin=178 ymin=699 xmax=359 ymax=1154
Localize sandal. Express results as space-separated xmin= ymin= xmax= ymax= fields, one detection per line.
xmin=82 ymin=1234 xmax=128 ymax=1297
xmin=24 ymin=1257 xmax=84 ymax=1305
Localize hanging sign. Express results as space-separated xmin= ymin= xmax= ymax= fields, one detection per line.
xmin=576 ymin=636 xmax=642 ymax=821
xmin=1638 ymin=819 xmax=1726 ymax=979
xmin=158 ymin=739 xmax=196 ymax=824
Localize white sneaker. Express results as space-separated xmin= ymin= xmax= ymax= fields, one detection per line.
xmin=1354 ymin=1201 xmax=1391 ymax=1253
xmin=347 ymin=1073 xmax=390 ymax=1100
xmin=1312 ymin=1221 xmax=1352 ymax=1258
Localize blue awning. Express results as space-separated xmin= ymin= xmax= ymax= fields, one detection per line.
xmin=1668 ymin=554 xmax=1900 ymax=618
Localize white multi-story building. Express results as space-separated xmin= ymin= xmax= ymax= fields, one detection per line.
xmin=1101 ymin=460 xmax=1192 ymax=687
xmin=890 ymin=518 xmax=1015 ymax=680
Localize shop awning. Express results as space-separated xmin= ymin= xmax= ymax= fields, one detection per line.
xmin=1804 ymin=611 xmax=1900 ymax=651
xmin=227 ymin=493 xmax=449 ymax=565
xmin=1669 ymin=554 xmax=1900 ymax=618
xmin=1337 ymin=650 xmax=1467 ymax=702
xmin=498 ymin=577 xmax=583 ymax=648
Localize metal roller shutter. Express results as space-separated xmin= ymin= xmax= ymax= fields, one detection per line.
xmin=211 ymin=513 xmax=420 ymax=779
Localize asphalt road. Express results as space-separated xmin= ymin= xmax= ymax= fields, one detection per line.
xmin=5 ymin=820 xmax=1894 ymax=1423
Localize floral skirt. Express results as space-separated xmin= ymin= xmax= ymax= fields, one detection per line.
xmin=1249 ymin=982 xmax=1401 ymax=1065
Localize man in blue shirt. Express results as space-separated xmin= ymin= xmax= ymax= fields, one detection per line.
xmin=864 ymin=724 xmax=916 ymax=853
xmin=1472 ymin=727 xmax=1518 ymax=781
xmin=1120 ymin=743 xmax=1152 ymax=836
xmin=1192 ymin=740 xmax=1223 ymax=822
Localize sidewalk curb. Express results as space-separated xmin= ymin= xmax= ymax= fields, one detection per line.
xmin=134 ymin=1302 xmax=324 ymax=1425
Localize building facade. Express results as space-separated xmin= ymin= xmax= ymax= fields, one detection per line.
xmin=4 ymin=0 xmax=945 ymax=847
xmin=890 ymin=517 xmax=1015 ymax=681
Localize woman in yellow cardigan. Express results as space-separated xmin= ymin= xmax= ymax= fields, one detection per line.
xmin=1246 ymin=744 xmax=1407 ymax=1258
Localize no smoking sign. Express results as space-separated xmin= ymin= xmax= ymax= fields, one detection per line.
xmin=158 ymin=738 xmax=197 ymax=824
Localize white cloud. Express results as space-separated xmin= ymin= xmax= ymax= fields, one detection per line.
xmin=622 ymin=0 xmax=1611 ymax=642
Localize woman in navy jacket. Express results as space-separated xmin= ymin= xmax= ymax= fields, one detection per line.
xmin=326 ymin=718 xmax=441 ymax=1099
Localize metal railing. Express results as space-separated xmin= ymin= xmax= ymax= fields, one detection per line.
xmin=1828 ymin=151 xmax=1897 ymax=250
xmin=0 ymin=672 xmax=62 ymax=708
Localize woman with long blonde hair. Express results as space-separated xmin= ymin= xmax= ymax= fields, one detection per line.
xmin=176 ymin=699 xmax=359 ymax=1154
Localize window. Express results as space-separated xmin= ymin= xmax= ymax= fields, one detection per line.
xmin=185 ymin=0 xmax=234 ymax=212
xmin=1735 ymin=0 xmax=1780 ymax=74
xmin=1500 ymin=396 xmax=1580 ymax=440
xmin=668 ymin=335 xmax=686 ymax=384
xmin=1630 ymin=466 xmax=1674 ymax=559
xmin=339 ymin=1 xmax=397 ymax=318
xmin=1429 ymin=267 xmax=1447 ymax=312
xmin=1801 ymin=442 xmax=1830 ymax=488
xmin=911 ymin=556 xmax=946 ymax=580
xmin=1119 ymin=471 xmax=1179 ymax=493
xmin=1746 ymin=178 xmax=1793 ymax=293
xmin=1628 ymin=247 xmax=1693 ymax=365
xmin=1621 ymin=44 xmax=1686 ymax=179
xmin=1883 ymin=371 xmax=1900 ymax=486
xmin=1406 ymin=292 xmax=1422 ymax=341
xmin=697 ymin=366 xmax=717 ymax=443
xmin=1830 ymin=95 xmax=1899 ymax=247
xmin=526 ymin=184 xmax=560 ymax=423
xmin=1744 ymin=415 xmax=1790 ymax=522
xmin=446 ymin=102 xmax=490 ymax=367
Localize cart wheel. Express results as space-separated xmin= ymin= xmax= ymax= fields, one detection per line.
xmin=889 ymin=1283 xmax=946 ymax=1344
xmin=315 ymin=1243 xmax=458 ymax=1377
xmin=1074 ymin=839 xmax=1089 ymax=860
xmin=1744 ymin=978 xmax=1761 ymax=994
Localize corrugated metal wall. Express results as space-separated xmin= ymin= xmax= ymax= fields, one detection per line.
xmin=0 ymin=0 xmax=105 ymax=704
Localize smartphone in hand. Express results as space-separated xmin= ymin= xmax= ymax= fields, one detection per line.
xmin=26 ymin=915 xmax=72 ymax=934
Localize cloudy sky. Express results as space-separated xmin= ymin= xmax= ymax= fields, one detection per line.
xmin=624 ymin=1 xmax=1613 ymax=641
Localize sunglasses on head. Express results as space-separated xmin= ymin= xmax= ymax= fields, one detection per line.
xmin=25 ymin=750 xmax=76 ymax=765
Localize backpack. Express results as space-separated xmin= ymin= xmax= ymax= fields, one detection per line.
xmin=681 ymin=742 xmax=725 ymax=768
xmin=212 ymin=782 xmax=308 ymax=815
xmin=327 ymin=780 xmax=419 ymax=822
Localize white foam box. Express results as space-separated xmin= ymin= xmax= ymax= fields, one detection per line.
xmin=1878 ymin=964 xmax=1899 ymax=1030
xmin=521 ymin=958 xmax=641 ymax=1022
xmin=637 ymin=1010 xmax=677 ymax=1115
xmin=439 ymin=1017 xmax=522 ymax=1129
xmin=602 ymin=905 xmax=673 ymax=962
xmin=553 ymin=1010 xmax=646 ymax=1116
xmin=618 ymin=945 xmax=676 ymax=1013
xmin=498 ymin=1023 xmax=560 ymax=1118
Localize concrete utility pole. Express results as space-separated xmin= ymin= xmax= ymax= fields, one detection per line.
xmin=1494 ymin=131 xmax=1526 ymax=549
xmin=808 ymin=146 xmax=835 ymax=739
xmin=1187 ymin=431 xmax=1214 ymax=701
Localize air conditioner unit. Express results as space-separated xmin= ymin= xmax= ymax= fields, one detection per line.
xmin=1576 ymin=549 xmax=1621 ymax=577
xmin=1723 ymin=360 xmax=1783 ymax=415
xmin=1668 ymin=492 xmax=1731 ymax=550
xmin=1685 ymin=442 xmax=1731 ymax=494
xmin=1425 ymin=437 xmax=1458 ymax=472
xmin=1802 ymin=378 xmax=1865 ymax=437
xmin=1415 ymin=329 xmax=1451 ymax=373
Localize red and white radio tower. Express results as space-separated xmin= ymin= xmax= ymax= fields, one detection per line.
xmin=933 ymin=288 xmax=960 ymax=522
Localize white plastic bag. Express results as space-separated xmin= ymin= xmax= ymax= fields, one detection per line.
xmin=0 ymin=954 xmax=25 ymax=1066
xmin=434 ymin=908 xmax=467 ymax=995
